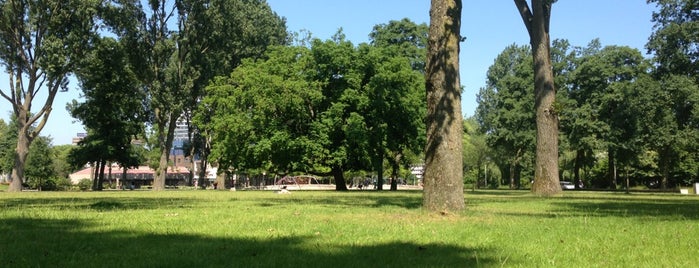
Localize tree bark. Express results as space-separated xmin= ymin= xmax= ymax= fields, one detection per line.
xmin=423 ymin=0 xmax=465 ymax=212
xmin=608 ymin=147 xmax=617 ymax=189
xmin=9 ymin=126 xmax=32 ymax=192
xmin=514 ymin=0 xmax=560 ymax=196
xmin=153 ymin=113 xmax=178 ymax=190
xmin=332 ymin=166 xmax=348 ymax=191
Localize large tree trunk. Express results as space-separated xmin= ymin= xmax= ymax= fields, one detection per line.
xmin=333 ymin=167 xmax=348 ymax=191
xmin=96 ymin=160 xmax=106 ymax=191
xmin=375 ymin=151 xmax=384 ymax=190
xmin=423 ymin=0 xmax=465 ymax=212
xmin=154 ymin=113 xmax=178 ymax=190
xmin=8 ymin=126 xmax=31 ymax=192
xmin=390 ymin=153 xmax=401 ymax=191
xmin=515 ymin=0 xmax=560 ymax=196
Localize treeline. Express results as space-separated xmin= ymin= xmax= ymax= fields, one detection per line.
xmin=0 ymin=0 xmax=429 ymax=191
xmin=471 ymin=0 xmax=698 ymax=190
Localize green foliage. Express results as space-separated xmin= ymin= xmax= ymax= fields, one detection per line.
xmin=24 ymin=136 xmax=56 ymax=186
xmin=70 ymin=36 xmax=145 ymax=190
xmin=0 ymin=118 xmax=15 ymax=175
xmin=198 ymin=23 xmax=426 ymax=190
xmin=647 ymin=0 xmax=699 ymax=79
xmin=476 ymin=44 xmax=536 ymax=188
xmin=51 ymin=145 xmax=76 ymax=178
xmin=0 ymin=0 xmax=100 ymax=190
xmin=77 ymin=178 xmax=92 ymax=191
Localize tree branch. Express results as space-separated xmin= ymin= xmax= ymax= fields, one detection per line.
xmin=513 ymin=0 xmax=534 ymax=37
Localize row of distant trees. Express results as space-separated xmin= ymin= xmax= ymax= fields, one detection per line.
xmin=469 ymin=0 xmax=698 ymax=190
xmin=0 ymin=0 xmax=433 ymax=192
xmin=0 ymin=0 xmax=288 ymax=191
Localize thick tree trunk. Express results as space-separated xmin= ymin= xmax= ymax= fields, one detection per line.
xmin=515 ymin=0 xmax=560 ymax=196
xmin=8 ymin=126 xmax=31 ymax=192
xmin=390 ymin=153 xmax=401 ymax=191
xmin=198 ymin=156 xmax=208 ymax=189
xmin=154 ymin=113 xmax=178 ymax=191
xmin=423 ymin=0 xmax=465 ymax=212
xmin=333 ymin=167 xmax=348 ymax=191
xmin=375 ymin=151 xmax=384 ymax=190
xmin=96 ymin=160 xmax=106 ymax=191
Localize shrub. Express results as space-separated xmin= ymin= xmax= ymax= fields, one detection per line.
xmin=77 ymin=178 xmax=92 ymax=191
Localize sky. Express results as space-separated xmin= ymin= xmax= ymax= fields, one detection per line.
xmin=1 ymin=0 xmax=659 ymax=145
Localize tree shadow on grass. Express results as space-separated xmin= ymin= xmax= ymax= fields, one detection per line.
xmin=484 ymin=194 xmax=699 ymax=221
xmin=253 ymin=192 xmax=423 ymax=210
xmin=0 ymin=217 xmax=498 ymax=267
xmin=550 ymin=197 xmax=699 ymax=220
xmin=0 ymin=197 xmax=199 ymax=212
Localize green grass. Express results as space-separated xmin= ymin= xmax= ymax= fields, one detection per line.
xmin=1 ymin=190 xmax=698 ymax=267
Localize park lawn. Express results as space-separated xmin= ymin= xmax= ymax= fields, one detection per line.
xmin=0 ymin=189 xmax=697 ymax=267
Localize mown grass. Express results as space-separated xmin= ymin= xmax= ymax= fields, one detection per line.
xmin=1 ymin=189 xmax=697 ymax=267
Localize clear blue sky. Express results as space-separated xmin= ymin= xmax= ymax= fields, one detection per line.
xmin=1 ymin=0 xmax=658 ymax=145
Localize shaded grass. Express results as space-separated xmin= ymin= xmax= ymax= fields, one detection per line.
xmin=0 ymin=190 xmax=698 ymax=267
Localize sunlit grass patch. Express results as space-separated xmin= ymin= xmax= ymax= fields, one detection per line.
xmin=1 ymin=189 xmax=698 ymax=267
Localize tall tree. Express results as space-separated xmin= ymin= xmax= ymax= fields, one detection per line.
xmin=476 ymin=44 xmax=536 ymax=189
xmin=368 ymin=19 xmax=428 ymax=191
xmin=514 ymin=0 xmax=560 ymax=195
xmin=557 ymin=39 xmax=602 ymax=189
xmin=144 ymin=0 xmax=287 ymax=190
xmin=0 ymin=0 xmax=99 ymax=191
xmin=69 ymin=36 xmax=145 ymax=190
xmin=572 ymin=46 xmax=649 ymax=189
xmin=423 ymin=0 xmax=465 ymax=212
xmin=198 ymin=45 xmax=322 ymax=180
xmin=646 ymin=0 xmax=699 ymax=187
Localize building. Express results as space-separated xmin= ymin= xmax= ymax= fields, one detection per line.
xmin=69 ymin=165 xmax=190 ymax=187
xmin=72 ymin=132 xmax=87 ymax=145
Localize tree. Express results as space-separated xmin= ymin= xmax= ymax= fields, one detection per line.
xmin=69 ymin=36 xmax=145 ymax=190
xmin=631 ymin=75 xmax=697 ymax=189
xmin=557 ymin=39 xmax=602 ymax=189
xmin=646 ymin=0 xmax=699 ymax=187
xmin=369 ymin=18 xmax=429 ymax=72
xmin=198 ymin=45 xmax=322 ymax=180
xmin=24 ymin=136 xmax=55 ymax=190
xmin=141 ymin=0 xmax=287 ymax=190
xmin=363 ymin=51 xmax=425 ymax=191
xmin=423 ymin=0 xmax=465 ymax=212
xmin=0 ymin=0 xmax=99 ymax=191
xmin=571 ymin=46 xmax=649 ymax=189
xmin=476 ymin=44 xmax=536 ymax=189
xmin=462 ymin=117 xmax=489 ymax=189
xmin=0 ymin=118 xmax=15 ymax=177
xmin=514 ymin=0 xmax=560 ymax=195
xmin=368 ymin=19 xmax=428 ymax=191
xmin=51 ymin=144 xmax=75 ymax=179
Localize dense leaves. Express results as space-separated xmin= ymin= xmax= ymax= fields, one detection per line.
xmin=0 ymin=0 xmax=100 ymax=191
xmin=197 ymin=27 xmax=426 ymax=191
